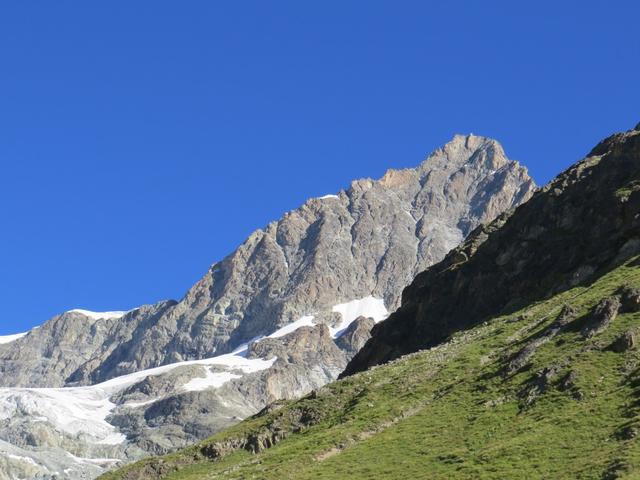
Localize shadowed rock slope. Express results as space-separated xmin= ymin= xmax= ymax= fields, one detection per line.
xmin=344 ymin=123 xmax=640 ymax=376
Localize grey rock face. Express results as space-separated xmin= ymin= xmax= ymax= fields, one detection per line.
xmin=0 ymin=303 xmax=177 ymax=388
xmin=0 ymin=134 xmax=534 ymax=389
xmin=335 ymin=317 xmax=376 ymax=356
xmin=86 ymin=134 xmax=533 ymax=385
xmin=0 ymin=134 xmax=535 ymax=479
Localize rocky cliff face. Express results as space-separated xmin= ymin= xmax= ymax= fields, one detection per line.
xmin=0 ymin=133 xmax=534 ymax=389
xmin=0 ymin=134 xmax=535 ymax=479
xmin=0 ymin=304 xmax=176 ymax=389
xmin=344 ymin=124 xmax=640 ymax=377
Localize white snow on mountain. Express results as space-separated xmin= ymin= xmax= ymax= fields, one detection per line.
xmin=0 ymin=349 xmax=278 ymax=451
xmin=67 ymin=309 xmax=129 ymax=320
xmin=0 ymin=296 xmax=386 ymax=478
xmin=330 ymin=296 xmax=388 ymax=337
xmin=268 ymin=315 xmax=316 ymax=339
xmin=0 ymin=332 xmax=28 ymax=345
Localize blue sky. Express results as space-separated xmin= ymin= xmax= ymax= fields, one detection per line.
xmin=0 ymin=1 xmax=638 ymax=334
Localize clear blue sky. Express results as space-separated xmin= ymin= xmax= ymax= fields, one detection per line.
xmin=1 ymin=1 xmax=638 ymax=334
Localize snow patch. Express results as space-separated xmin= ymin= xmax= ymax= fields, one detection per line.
xmin=183 ymin=369 xmax=242 ymax=392
xmin=245 ymin=297 xmax=387 ymax=344
xmin=247 ymin=296 xmax=387 ymax=343
xmin=180 ymin=354 xmax=277 ymax=392
xmin=7 ymin=454 xmax=38 ymax=466
xmin=404 ymin=210 xmax=418 ymax=224
xmin=123 ymin=398 xmax=159 ymax=409
xmin=93 ymin=350 xmax=276 ymax=396
xmin=65 ymin=452 xmax=120 ymax=466
xmin=330 ymin=296 xmax=388 ymax=338
xmin=67 ymin=309 xmax=128 ymax=320
xmin=0 ymin=332 xmax=27 ymax=345
xmin=268 ymin=315 xmax=316 ymax=339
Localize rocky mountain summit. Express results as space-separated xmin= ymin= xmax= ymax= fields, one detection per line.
xmin=1 ymin=133 xmax=534 ymax=389
xmin=344 ymin=123 xmax=640 ymax=376
xmin=0 ymin=134 xmax=535 ymax=479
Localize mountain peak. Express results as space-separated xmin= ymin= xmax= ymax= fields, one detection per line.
xmin=416 ymin=133 xmax=511 ymax=177
xmin=449 ymin=132 xmax=497 ymax=146
xmin=344 ymin=125 xmax=640 ymax=377
xmin=376 ymin=134 xmax=511 ymax=190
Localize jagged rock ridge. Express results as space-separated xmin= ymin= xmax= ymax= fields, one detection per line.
xmin=0 ymin=134 xmax=534 ymax=389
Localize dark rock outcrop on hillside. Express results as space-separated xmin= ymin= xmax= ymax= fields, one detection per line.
xmin=581 ymin=296 xmax=621 ymax=339
xmin=505 ymin=304 xmax=578 ymax=375
xmin=344 ymin=124 xmax=640 ymax=377
xmin=609 ymin=330 xmax=637 ymax=353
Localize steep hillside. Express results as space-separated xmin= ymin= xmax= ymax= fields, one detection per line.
xmin=100 ymin=257 xmax=640 ymax=480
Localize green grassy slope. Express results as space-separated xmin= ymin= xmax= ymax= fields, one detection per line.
xmin=102 ymin=257 xmax=640 ymax=480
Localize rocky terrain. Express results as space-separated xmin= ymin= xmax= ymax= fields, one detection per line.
xmin=0 ymin=134 xmax=534 ymax=479
xmin=100 ymin=123 xmax=640 ymax=480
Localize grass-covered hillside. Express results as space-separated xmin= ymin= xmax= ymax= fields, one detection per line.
xmin=102 ymin=256 xmax=640 ymax=480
